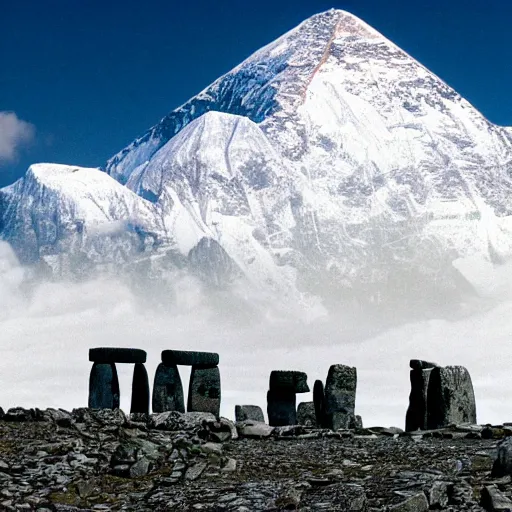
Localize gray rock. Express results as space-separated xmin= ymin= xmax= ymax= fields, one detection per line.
xmin=149 ymin=411 xmax=216 ymax=431
xmin=129 ymin=457 xmax=151 ymax=478
xmin=236 ymin=420 xmax=274 ymax=438
xmin=4 ymin=407 xmax=36 ymax=422
xmin=429 ymin=481 xmax=452 ymax=508
xmin=409 ymin=359 xmax=439 ymax=370
xmin=152 ymin=363 xmax=185 ymax=413
xmin=161 ymin=350 xmax=219 ymax=366
xmin=405 ymin=366 xmax=435 ymax=431
xmin=390 ymin=492 xmax=429 ymax=511
xmin=187 ymin=365 xmax=221 ymax=416
xmin=185 ymin=461 xmax=207 ymax=481
xmin=130 ymin=363 xmax=150 ymax=415
xmin=324 ymin=364 xmax=357 ymax=430
xmin=235 ymin=405 xmax=264 ymax=423
xmin=269 ymin=370 xmax=309 ymax=393
xmin=480 ymin=485 xmax=512 ymax=511
xmin=493 ymin=437 xmax=512 ymax=477
xmin=426 ymin=365 xmax=477 ymax=429
xmin=88 ymin=362 xmax=120 ymax=410
xmin=207 ymin=417 xmax=238 ymax=442
xmin=354 ymin=414 xmax=363 ymax=428
xmin=267 ymin=388 xmax=296 ymax=426
xmin=89 ymin=347 xmax=146 ymax=364
xmin=297 ymin=401 xmax=317 ymax=427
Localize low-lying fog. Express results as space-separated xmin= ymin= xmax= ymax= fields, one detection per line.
xmin=0 ymin=240 xmax=510 ymax=428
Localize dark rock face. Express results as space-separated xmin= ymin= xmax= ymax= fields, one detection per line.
xmin=187 ymin=366 xmax=221 ymax=416
xmin=405 ymin=366 xmax=435 ymax=431
xmin=269 ymin=371 xmax=309 ymax=393
xmin=162 ymin=350 xmax=219 ymax=367
xmin=89 ymin=348 xmax=147 ymax=364
xmin=492 ymin=437 xmax=512 ymax=477
xmin=152 ymin=363 xmax=185 ymax=413
xmin=313 ymin=379 xmax=327 ymax=428
xmin=267 ymin=389 xmax=296 ymax=426
xmin=297 ymin=402 xmax=317 ymax=427
xmin=409 ymin=359 xmax=438 ymax=371
xmin=88 ymin=363 xmax=120 ymax=409
xmin=130 ymin=363 xmax=150 ymax=415
xmin=324 ymin=364 xmax=357 ymax=430
xmin=426 ymin=366 xmax=476 ymax=429
xmin=235 ymin=405 xmax=264 ymax=423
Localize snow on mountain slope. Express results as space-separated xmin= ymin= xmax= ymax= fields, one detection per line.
xmin=2 ymin=9 xmax=512 ymax=306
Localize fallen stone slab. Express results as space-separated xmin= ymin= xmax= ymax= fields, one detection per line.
xmin=235 ymin=405 xmax=264 ymax=423
xmin=89 ymin=347 xmax=147 ymax=364
xmin=236 ymin=420 xmax=274 ymax=438
xmin=161 ymin=350 xmax=219 ymax=367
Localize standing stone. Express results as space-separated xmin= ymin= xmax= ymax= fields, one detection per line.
xmin=235 ymin=405 xmax=264 ymax=423
xmin=88 ymin=362 xmax=120 ymax=409
xmin=152 ymin=363 xmax=185 ymax=413
xmin=187 ymin=366 xmax=221 ymax=416
xmin=324 ymin=364 xmax=357 ymax=430
xmin=426 ymin=365 xmax=477 ymax=429
xmin=297 ymin=402 xmax=317 ymax=427
xmin=267 ymin=388 xmax=296 ymax=426
xmin=405 ymin=360 xmax=438 ymax=431
xmin=130 ymin=363 xmax=150 ymax=415
xmin=313 ymin=379 xmax=327 ymax=428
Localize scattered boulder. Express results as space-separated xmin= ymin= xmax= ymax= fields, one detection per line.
xmin=426 ymin=365 xmax=477 ymax=429
xmin=297 ymin=401 xmax=317 ymax=427
xmin=152 ymin=363 xmax=185 ymax=413
xmin=235 ymin=405 xmax=264 ymax=423
xmin=324 ymin=364 xmax=357 ymax=430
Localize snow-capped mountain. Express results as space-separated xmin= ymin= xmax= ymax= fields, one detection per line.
xmin=2 ymin=9 xmax=512 ymax=306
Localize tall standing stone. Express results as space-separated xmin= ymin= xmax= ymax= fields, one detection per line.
xmin=313 ymin=379 xmax=327 ymax=428
xmin=324 ymin=364 xmax=357 ymax=430
xmin=405 ymin=360 xmax=438 ymax=431
xmin=88 ymin=363 xmax=120 ymax=409
xmin=187 ymin=366 xmax=221 ymax=416
xmin=152 ymin=363 xmax=185 ymax=413
xmin=426 ymin=365 xmax=476 ymax=429
xmin=130 ymin=363 xmax=150 ymax=415
xmin=267 ymin=370 xmax=309 ymax=427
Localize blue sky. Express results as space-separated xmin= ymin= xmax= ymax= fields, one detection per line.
xmin=0 ymin=0 xmax=510 ymax=187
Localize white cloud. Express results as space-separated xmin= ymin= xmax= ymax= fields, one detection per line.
xmin=0 ymin=240 xmax=510 ymax=428
xmin=0 ymin=111 xmax=35 ymax=163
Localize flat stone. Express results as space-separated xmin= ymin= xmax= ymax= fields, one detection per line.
xmin=409 ymin=359 xmax=439 ymax=370
xmin=236 ymin=420 xmax=274 ymax=438
xmin=389 ymin=492 xmax=429 ymax=511
xmin=235 ymin=405 xmax=264 ymax=423
xmin=162 ymin=350 xmax=219 ymax=367
xmin=152 ymin=363 xmax=185 ymax=413
xmin=187 ymin=366 xmax=221 ymax=416
xmin=89 ymin=347 xmax=146 ymax=364
xmin=297 ymin=401 xmax=317 ymax=427
xmin=426 ymin=365 xmax=477 ymax=429
xmin=269 ymin=370 xmax=309 ymax=393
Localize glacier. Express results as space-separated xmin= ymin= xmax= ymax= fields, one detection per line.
xmin=2 ymin=9 xmax=512 ymax=310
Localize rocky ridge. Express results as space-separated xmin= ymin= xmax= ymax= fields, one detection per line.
xmin=1 ymin=407 xmax=512 ymax=511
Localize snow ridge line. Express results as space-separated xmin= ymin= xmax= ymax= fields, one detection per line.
xmin=301 ymin=13 xmax=343 ymax=103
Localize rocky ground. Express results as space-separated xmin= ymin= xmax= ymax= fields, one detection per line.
xmin=0 ymin=407 xmax=511 ymax=511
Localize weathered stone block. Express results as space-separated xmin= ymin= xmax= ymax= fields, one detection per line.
xmin=88 ymin=362 xmax=120 ymax=409
xmin=267 ymin=388 xmax=296 ymax=426
xmin=130 ymin=363 xmax=150 ymax=415
xmin=235 ymin=405 xmax=264 ymax=423
xmin=162 ymin=350 xmax=219 ymax=367
xmin=324 ymin=364 xmax=357 ymax=430
xmin=297 ymin=401 xmax=317 ymax=427
xmin=269 ymin=370 xmax=309 ymax=393
xmin=152 ymin=363 xmax=185 ymax=413
xmin=426 ymin=365 xmax=476 ymax=429
xmin=89 ymin=347 xmax=146 ymax=364
xmin=187 ymin=366 xmax=221 ymax=416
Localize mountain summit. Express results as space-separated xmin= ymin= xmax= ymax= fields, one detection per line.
xmin=2 ymin=10 xmax=512 ymax=308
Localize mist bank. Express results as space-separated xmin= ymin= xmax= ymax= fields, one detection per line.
xmin=0 ymin=240 xmax=510 ymax=428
